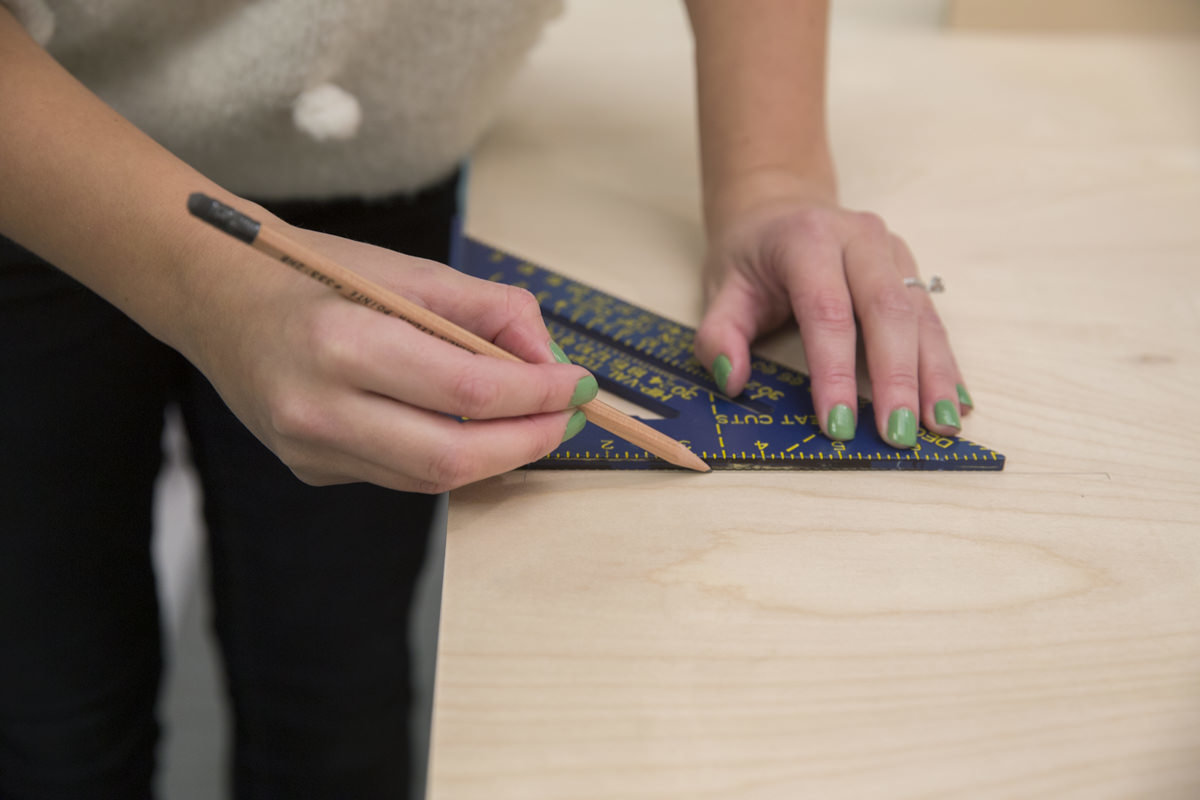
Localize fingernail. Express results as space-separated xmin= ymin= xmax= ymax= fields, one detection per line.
xmin=712 ymin=354 xmax=732 ymax=394
xmin=827 ymin=404 xmax=856 ymax=441
xmin=887 ymin=407 xmax=917 ymax=448
xmin=570 ymin=374 xmax=598 ymax=407
xmin=549 ymin=339 xmax=571 ymax=364
xmin=934 ymin=399 xmax=961 ymax=430
xmin=956 ymin=383 xmax=974 ymax=409
xmin=562 ymin=409 xmax=587 ymax=442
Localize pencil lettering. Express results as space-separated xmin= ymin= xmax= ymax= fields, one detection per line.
xmin=278 ymin=255 xmax=342 ymax=290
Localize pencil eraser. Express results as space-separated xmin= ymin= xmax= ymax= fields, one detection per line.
xmin=187 ymin=193 xmax=261 ymax=244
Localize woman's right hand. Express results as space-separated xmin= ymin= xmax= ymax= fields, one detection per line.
xmin=183 ymin=223 xmax=597 ymax=493
xmin=1 ymin=10 xmax=591 ymax=493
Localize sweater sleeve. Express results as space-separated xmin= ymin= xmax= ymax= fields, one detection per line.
xmin=0 ymin=0 xmax=54 ymax=45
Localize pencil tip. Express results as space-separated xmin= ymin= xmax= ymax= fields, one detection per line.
xmin=679 ymin=450 xmax=711 ymax=473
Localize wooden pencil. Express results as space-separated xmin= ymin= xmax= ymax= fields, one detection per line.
xmin=187 ymin=193 xmax=710 ymax=473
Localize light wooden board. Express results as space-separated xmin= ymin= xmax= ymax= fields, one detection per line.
xmin=947 ymin=0 xmax=1200 ymax=34
xmin=429 ymin=2 xmax=1200 ymax=797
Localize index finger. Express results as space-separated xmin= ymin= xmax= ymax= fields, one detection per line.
xmin=398 ymin=260 xmax=563 ymax=365
xmin=311 ymin=299 xmax=598 ymax=420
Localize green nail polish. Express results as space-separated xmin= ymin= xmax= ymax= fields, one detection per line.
xmin=549 ymin=340 xmax=571 ymax=364
xmin=934 ymin=399 xmax=961 ymax=430
xmin=712 ymin=354 xmax=732 ymax=394
xmin=562 ymin=409 xmax=587 ymax=442
xmin=569 ymin=374 xmax=598 ymax=407
xmin=956 ymin=383 xmax=974 ymax=408
xmin=887 ymin=408 xmax=917 ymax=448
xmin=827 ymin=404 xmax=856 ymax=441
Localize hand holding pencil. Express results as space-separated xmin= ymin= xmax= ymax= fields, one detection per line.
xmin=187 ymin=193 xmax=707 ymax=492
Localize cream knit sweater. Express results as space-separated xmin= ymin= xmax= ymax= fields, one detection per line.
xmin=2 ymin=0 xmax=562 ymax=198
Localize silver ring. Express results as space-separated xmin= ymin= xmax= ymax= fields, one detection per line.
xmin=904 ymin=275 xmax=944 ymax=293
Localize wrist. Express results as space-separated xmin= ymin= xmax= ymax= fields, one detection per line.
xmin=166 ymin=196 xmax=291 ymax=369
xmin=702 ymin=160 xmax=839 ymax=239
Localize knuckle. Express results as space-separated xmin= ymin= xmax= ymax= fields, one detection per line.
xmin=448 ymin=369 xmax=501 ymax=418
xmin=538 ymin=372 xmax=564 ymax=412
xmin=802 ymin=288 xmax=856 ymax=331
xmin=853 ymin=210 xmax=889 ymax=239
xmin=816 ymin=367 xmax=859 ymax=392
xmin=880 ymin=370 xmax=921 ymax=395
xmin=267 ymin=392 xmax=328 ymax=443
xmin=775 ymin=208 xmax=838 ymax=249
xmin=503 ymin=285 xmax=542 ymax=321
xmin=305 ymin=308 xmax=357 ymax=373
xmin=925 ymin=365 xmax=960 ymax=389
xmin=424 ymin=442 xmax=479 ymax=492
xmin=868 ymin=285 xmax=916 ymax=322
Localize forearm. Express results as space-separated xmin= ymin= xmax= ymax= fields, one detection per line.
xmin=0 ymin=9 xmax=274 ymax=361
xmin=683 ymin=0 xmax=837 ymax=231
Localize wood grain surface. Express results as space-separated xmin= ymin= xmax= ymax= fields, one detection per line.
xmin=428 ymin=3 xmax=1200 ymax=797
xmin=947 ymin=0 xmax=1200 ymax=34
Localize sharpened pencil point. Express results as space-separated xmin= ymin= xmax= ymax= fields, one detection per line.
xmin=670 ymin=447 xmax=711 ymax=473
xmin=578 ymin=399 xmax=709 ymax=473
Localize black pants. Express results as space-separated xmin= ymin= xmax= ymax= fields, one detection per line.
xmin=0 ymin=176 xmax=457 ymax=799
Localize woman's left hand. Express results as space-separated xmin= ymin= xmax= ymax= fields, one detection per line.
xmin=693 ymin=178 xmax=971 ymax=448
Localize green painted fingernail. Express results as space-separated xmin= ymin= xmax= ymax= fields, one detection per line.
xmin=549 ymin=339 xmax=571 ymax=364
xmin=570 ymin=374 xmax=598 ymax=407
xmin=712 ymin=354 xmax=732 ymax=394
xmin=956 ymin=383 xmax=974 ymax=408
xmin=562 ymin=409 xmax=587 ymax=442
xmin=934 ymin=399 xmax=961 ymax=430
xmin=827 ymin=404 xmax=856 ymax=441
xmin=887 ymin=407 xmax=917 ymax=448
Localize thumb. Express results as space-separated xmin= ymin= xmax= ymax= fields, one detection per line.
xmin=694 ymin=274 xmax=783 ymax=398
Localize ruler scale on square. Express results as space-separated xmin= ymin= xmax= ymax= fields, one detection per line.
xmin=453 ymin=232 xmax=1005 ymax=472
